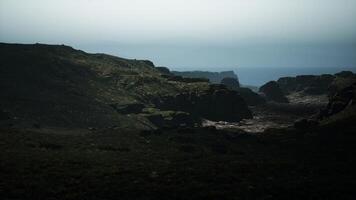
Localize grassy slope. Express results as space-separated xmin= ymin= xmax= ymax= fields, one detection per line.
xmin=1 ymin=43 xmax=356 ymax=199
xmin=0 ymin=43 xmax=209 ymax=129
xmin=1 ymin=127 xmax=356 ymax=200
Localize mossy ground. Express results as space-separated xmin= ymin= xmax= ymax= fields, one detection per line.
xmin=1 ymin=127 xmax=355 ymax=200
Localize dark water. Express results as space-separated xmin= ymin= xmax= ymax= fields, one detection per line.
xmin=235 ymin=67 xmax=356 ymax=86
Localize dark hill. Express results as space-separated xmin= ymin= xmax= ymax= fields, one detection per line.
xmin=0 ymin=43 xmax=251 ymax=129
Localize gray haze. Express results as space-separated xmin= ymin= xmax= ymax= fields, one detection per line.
xmin=1 ymin=0 xmax=356 ymax=69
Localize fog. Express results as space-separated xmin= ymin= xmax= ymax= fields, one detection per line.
xmin=1 ymin=0 xmax=356 ymax=69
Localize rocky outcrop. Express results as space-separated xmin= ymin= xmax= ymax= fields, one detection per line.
xmin=110 ymin=103 xmax=145 ymax=114
xmin=163 ymin=75 xmax=209 ymax=83
xmin=238 ymin=87 xmax=266 ymax=106
xmin=172 ymin=70 xmax=238 ymax=84
xmin=152 ymin=84 xmax=252 ymax=122
xmin=335 ymin=71 xmax=355 ymax=78
xmin=144 ymin=111 xmax=199 ymax=128
xmin=221 ymin=77 xmax=240 ymax=90
xmin=259 ymin=81 xmax=289 ymax=103
xmin=220 ymin=77 xmax=265 ymax=106
xmin=319 ymin=79 xmax=356 ymax=119
xmin=328 ymin=73 xmax=356 ymax=97
xmin=142 ymin=60 xmax=155 ymax=67
xmin=277 ymin=74 xmax=336 ymax=95
xmin=155 ymin=66 xmax=171 ymax=74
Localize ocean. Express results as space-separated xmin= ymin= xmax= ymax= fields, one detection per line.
xmin=235 ymin=67 xmax=356 ymax=86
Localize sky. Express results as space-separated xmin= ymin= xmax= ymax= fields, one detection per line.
xmin=1 ymin=0 xmax=356 ymax=70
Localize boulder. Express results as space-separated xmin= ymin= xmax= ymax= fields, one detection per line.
xmin=152 ymin=84 xmax=252 ymax=122
xmin=259 ymin=81 xmax=289 ymax=103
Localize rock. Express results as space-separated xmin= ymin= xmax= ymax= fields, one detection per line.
xmin=152 ymin=84 xmax=252 ymax=122
xmin=335 ymin=71 xmax=354 ymax=78
xmin=328 ymin=75 xmax=356 ymax=97
xmin=294 ymin=118 xmax=319 ymax=130
xmin=238 ymin=87 xmax=266 ymax=106
xmin=142 ymin=60 xmax=155 ymax=67
xmin=171 ymin=70 xmax=238 ymax=84
xmin=221 ymin=77 xmax=240 ymax=90
xmin=165 ymin=75 xmax=209 ymax=83
xmin=277 ymin=74 xmax=335 ymax=95
xmin=110 ymin=103 xmax=145 ymax=114
xmin=145 ymin=111 xmax=199 ymax=128
xmin=259 ymin=81 xmax=289 ymax=103
xmin=319 ymin=80 xmax=356 ymax=119
xmin=155 ymin=66 xmax=171 ymax=74
xmin=277 ymin=77 xmax=297 ymax=93
xmin=0 ymin=110 xmax=10 ymax=121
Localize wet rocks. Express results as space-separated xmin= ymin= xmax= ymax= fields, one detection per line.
xmin=259 ymin=81 xmax=289 ymax=103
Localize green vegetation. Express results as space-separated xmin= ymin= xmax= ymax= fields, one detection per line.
xmin=0 ymin=43 xmax=212 ymax=129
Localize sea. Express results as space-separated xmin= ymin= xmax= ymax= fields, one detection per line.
xmin=234 ymin=67 xmax=356 ymax=86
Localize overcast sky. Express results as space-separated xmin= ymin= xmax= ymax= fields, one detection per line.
xmin=1 ymin=0 xmax=356 ymax=69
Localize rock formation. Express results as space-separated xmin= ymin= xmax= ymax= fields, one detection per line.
xmin=277 ymin=74 xmax=339 ymax=95
xmin=220 ymin=77 xmax=240 ymax=90
xmin=319 ymin=79 xmax=356 ymax=119
xmin=152 ymin=84 xmax=252 ymax=122
xmin=0 ymin=43 xmax=252 ymax=129
xmin=259 ymin=81 xmax=289 ymax=103
xmin=172 ymin=70 xmax=238 ymax=84
xmin=237 ymin=87 xmax=266 ymax=106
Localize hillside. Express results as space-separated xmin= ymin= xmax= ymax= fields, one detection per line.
xmin=0 ymin=43 xmax=251 ymax=130
xmin=1 ymin=43 xmax=356 ymax=200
